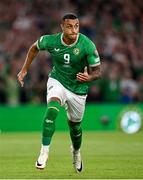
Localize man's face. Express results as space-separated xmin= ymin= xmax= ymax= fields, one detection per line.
xmin=61 ymin=18 xmax=79 ymax=41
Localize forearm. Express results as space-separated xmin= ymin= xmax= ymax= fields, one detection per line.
xmin=76 ymin=65 xmax=101 ymax=82
xmin=88 ymin=66 xmax=101 ymax=81
xmin=22 ymin=44 xmax=39 ymax=71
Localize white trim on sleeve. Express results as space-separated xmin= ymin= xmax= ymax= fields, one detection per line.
xmin=35 ymin=40 xmax=40 ymax=50
xmin=89 ymin=62 xmax=100 ymax=67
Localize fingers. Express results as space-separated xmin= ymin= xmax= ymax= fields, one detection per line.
xmin=84 ymin=66 xmax=88 ymax=73
xmin=17 ymin=71 xmax=27 ymax=87
xmin=76 ymin=73 xmax=89 ymax=82
xmin=17 ymin=74 xmax=24 ymax=87
xmin=19 ymin=80 xmax=24 ymax=87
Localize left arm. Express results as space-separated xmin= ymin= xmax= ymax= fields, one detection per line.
xmin=76 ymin=65 xmax=101 ymax=82
xmin=77 ymin=38 xmax=101 ymax=82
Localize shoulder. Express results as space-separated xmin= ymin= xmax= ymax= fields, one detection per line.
xmin=79 ymin=33 xmax=95 ymax=47
xmin=37 ymin=33 xmax=61 ymax=49
xmin=79 ymin=33 xmax=96 ymax=54
xmin=79 ymin=33 xmax=93 ymax=43
xmin=40 ymin=33 xmax=61 ymax=42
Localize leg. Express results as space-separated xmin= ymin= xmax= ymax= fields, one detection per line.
xmin=36 ymin=97 xmax=61 ymax=169
xmin=67 ymin=118 xmax=85 ymax=173
xmin=68 ymin=119 xmax=83 ymax=173
xmin=42 ymin=97 xmax=61 ymax=146
xmin=65 ymin=92 xmax=86 ymax=173
xmin=36 ymin=78 xmax=66 ymax=169
xmin=68 ymin=120 xmax=82 ymax=151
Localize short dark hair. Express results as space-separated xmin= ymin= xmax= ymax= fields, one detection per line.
xmin=62 ymin=13 xmax=78 ymax=21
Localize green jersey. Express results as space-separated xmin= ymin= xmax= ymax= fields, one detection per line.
xmin=36 ymin=33 xmax=100 ymax=95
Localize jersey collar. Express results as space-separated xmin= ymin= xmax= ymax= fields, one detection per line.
xmin=61 ymin=33 xmax=79 ymax=47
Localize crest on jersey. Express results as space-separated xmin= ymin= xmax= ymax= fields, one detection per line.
xmin=73 ymin=48 xmax=80 ymax=55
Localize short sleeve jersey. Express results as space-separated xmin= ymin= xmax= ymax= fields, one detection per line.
xmin=36 ymin=33 xmax=100 ymax=95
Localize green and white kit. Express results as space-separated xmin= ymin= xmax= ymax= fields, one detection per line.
xmin=36 ymin=32 xmax=100 ymax=121
xmin=36 ymin=32 xmax=100 ymax=95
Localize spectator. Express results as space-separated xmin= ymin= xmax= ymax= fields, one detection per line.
xmin=120 ymin=69 xmax=139 ymax=103
xmin=0 ymin=0 xmax=143 ymax=104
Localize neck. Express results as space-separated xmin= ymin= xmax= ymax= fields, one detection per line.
xmin=62 ymin=35 xmax=77 ymax=45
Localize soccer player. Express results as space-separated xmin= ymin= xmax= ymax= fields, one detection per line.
xmin=17 ymin=13 xmax=101 ymax=173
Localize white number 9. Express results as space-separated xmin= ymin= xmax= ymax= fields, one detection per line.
xmin=64 ymin=54 xmax=70 ymax=64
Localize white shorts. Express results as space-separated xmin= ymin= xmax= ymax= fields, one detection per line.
xmin=46 ymin=77 xmax=87 ymax=122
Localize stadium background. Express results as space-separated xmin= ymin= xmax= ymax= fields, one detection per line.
xmin=0 ymin=0 xmax=143 ymax=179
xmin=0 ymin=0 xmax=143 ymax=105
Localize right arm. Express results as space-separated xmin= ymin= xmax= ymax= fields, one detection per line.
xmin=17 ymin=43 xmax=39 ymax=87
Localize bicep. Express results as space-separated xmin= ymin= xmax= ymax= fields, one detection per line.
xmin=87 ymin=48 xmax=100 ymax=67
xmin=36 ymin=35 xmax=48 ymax=50
xmin=30 ymin=43 xmax=39 ymax=53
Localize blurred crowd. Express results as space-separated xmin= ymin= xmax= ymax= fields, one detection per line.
xmin=0 ymin=0 xmax=143 ymax=105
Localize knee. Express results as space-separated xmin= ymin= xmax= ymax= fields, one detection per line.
xmin=44 ymin=100 xmax=61 ymax=120
xmin=68 ymin=121 xmax=81 ymax=132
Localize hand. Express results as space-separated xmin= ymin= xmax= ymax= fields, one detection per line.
xmin=17 ymin=69 xmax=27 ymax=87
xmin=76 ymin=67 xmax=91 ymax=82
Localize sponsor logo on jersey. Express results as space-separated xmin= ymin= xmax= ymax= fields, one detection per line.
xmin=54 ymin=48 xmax=60 ymax=52
xmin=73 ymin=48 xmax=80 ymax=55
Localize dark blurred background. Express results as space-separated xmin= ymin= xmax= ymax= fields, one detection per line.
xmin=0 ymin=0 xmax=143 ymax=105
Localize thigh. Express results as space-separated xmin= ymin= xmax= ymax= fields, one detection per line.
xmin=46 ymin=78 xmax=66 ymax=106
xmin=66 ymin=91 xmax=87 ymax=122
